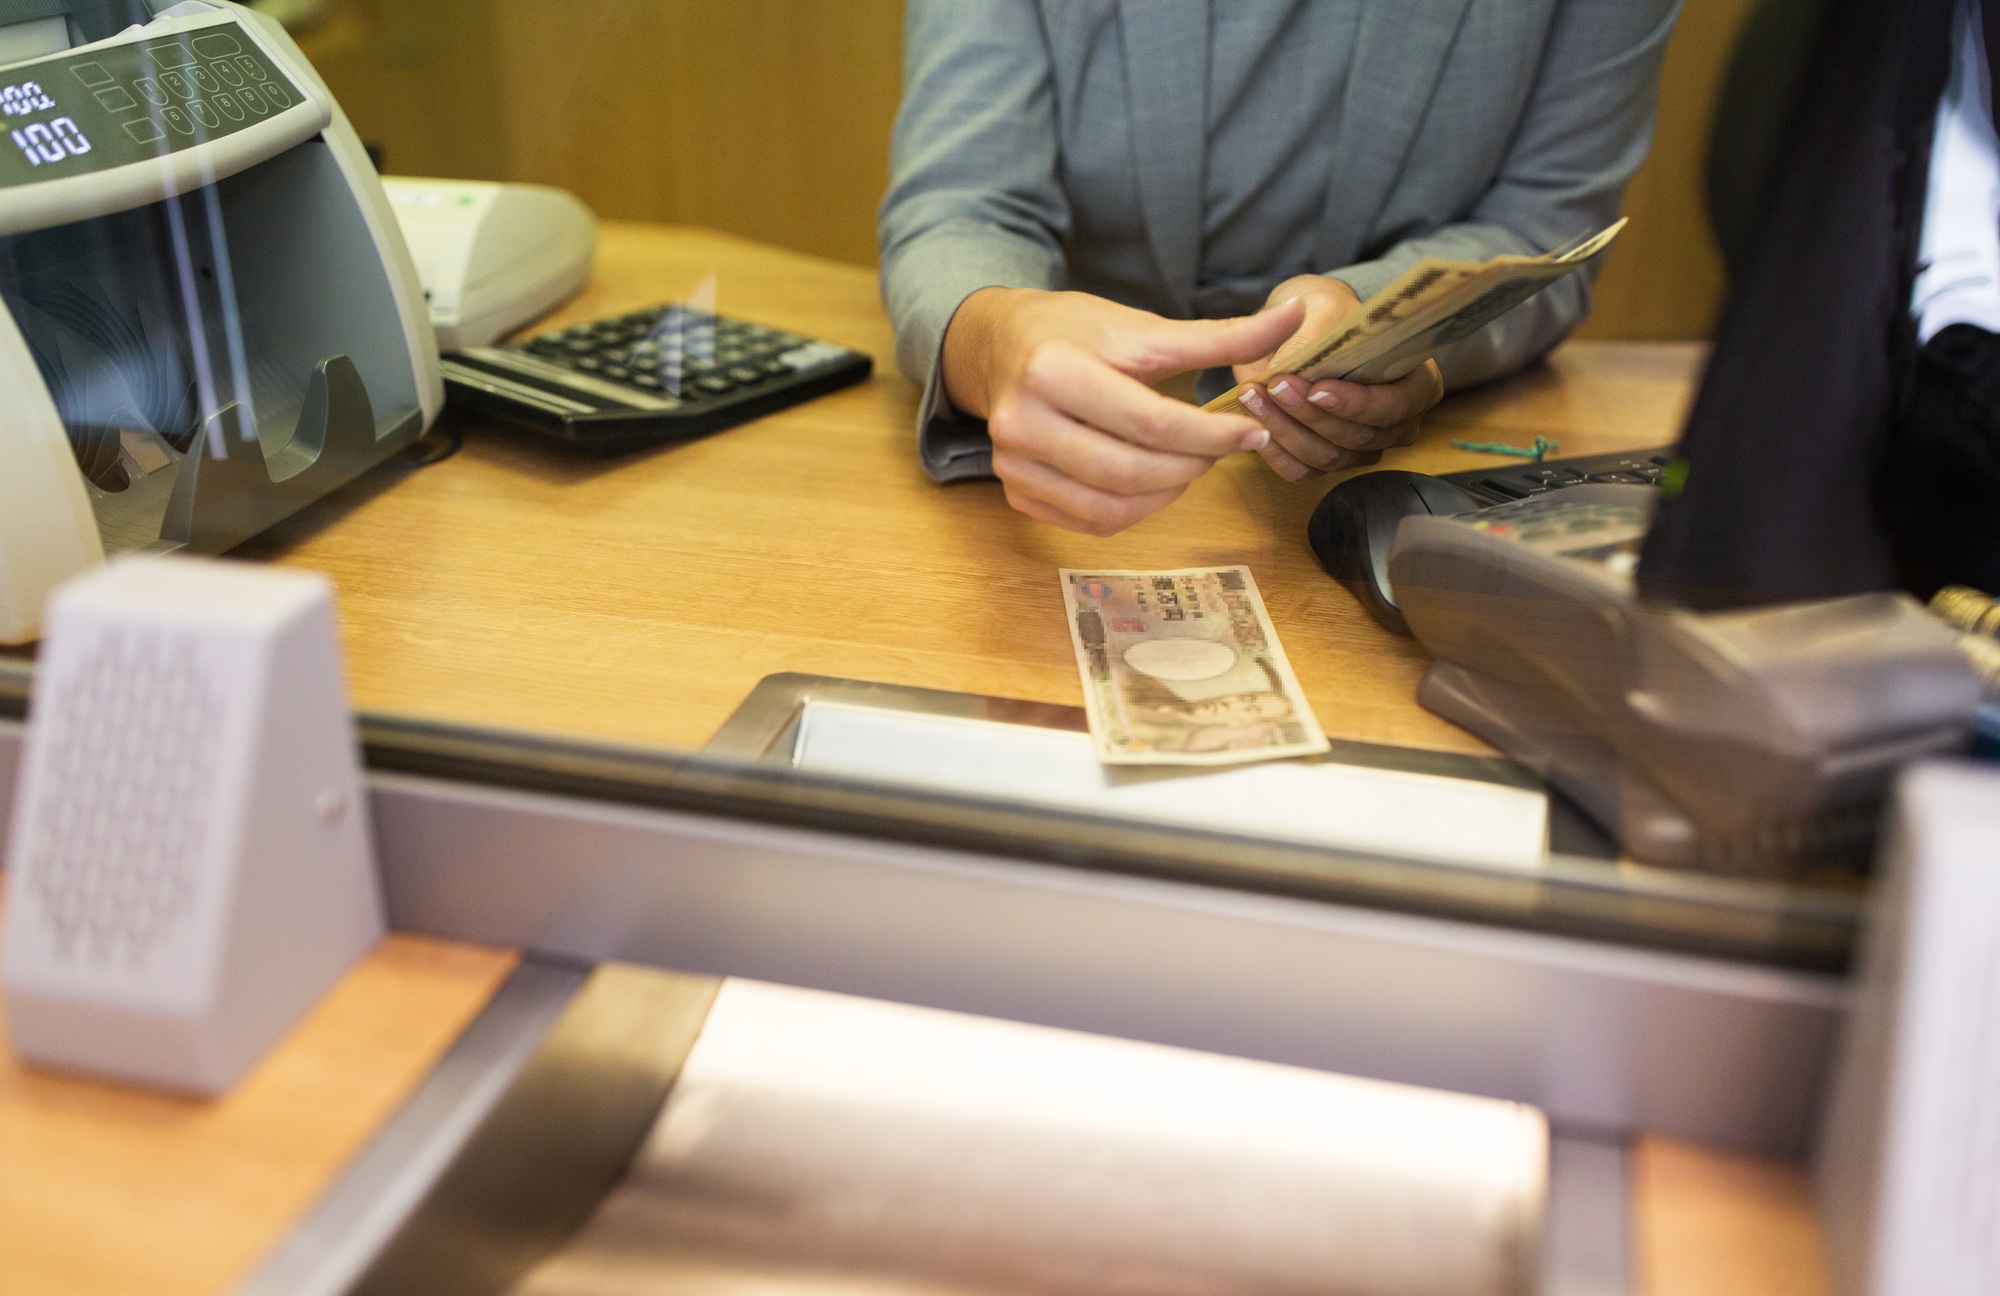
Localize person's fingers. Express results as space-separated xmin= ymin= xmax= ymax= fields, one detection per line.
xmin=993 ymin=449 xmax=1188 ymax=536
xmin=1001 ymin=483 xmax=1115 ymax=535
xmin=1304 ymin=361 xmax=1445 ymax=430
xmin=992 ymin=390 xmax=1221 ymax=495
xmin=1019 ymin=342 xmax=1269 ymax=457
xmin=1120 ymin=299 xmax=1306 ymax=382
xmin=1238 ymin=384 xmax=1366 ymax=474
xmin=1038 ymin=415 xmax=1217 ymax=494
xmin=1254 ymin=436 xmax=1320 ymax=483
xmin=1235 ymin=279 xmax=1363 ymax=382
xmin=1264 ymin=374 xmax=1407 ymax=452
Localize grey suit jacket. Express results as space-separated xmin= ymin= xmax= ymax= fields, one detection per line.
xmin=879 ymin=0 xmax=1679 ymax=481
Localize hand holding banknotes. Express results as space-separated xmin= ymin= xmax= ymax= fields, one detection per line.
xmin=1232 ymin=275 xmax=1445 ymax=483
xmin=941 ymin=288 xmax=1303 ymax=536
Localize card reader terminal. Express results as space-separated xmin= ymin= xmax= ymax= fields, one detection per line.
xmin=1389 ymin=485 xmax=1984 ymax=873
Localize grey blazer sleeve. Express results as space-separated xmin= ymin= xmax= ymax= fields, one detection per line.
xmin=878 ymin=0 xmax=1071 ymax=482
xmin=1327 ymin=0 xmax=1681 ymax=391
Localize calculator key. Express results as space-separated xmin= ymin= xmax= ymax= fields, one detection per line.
xmin=70 ymin=62 xmax=114 ymax=87
xmin=238 ymin=84 xmax=266 ymax=113
xmin=135 ymin=76 xmax=167 ymax=104
xmin=94 ymin=85 xmax=137 ymax=112
xmin=213 ymin=59 xmax=243 ymax=87
xmin=602 ymin=366 xmax=632 ymax=382
xmin=573 ymin=357 xmax=602 ymax=372
xmin=238 ymin=56 xmax=268 ymax=82
xmin=123 ymin=118 xmax=165 ymax=143
xmin=161 ymin=70 xmax=192 ymax=99
xmin=190 ymin=65 xmax=219 ymax=94
xmin=727 ymin=367 xmax=763 ymax=385
xmin=563 ymin=339 xmax=595 ymax=354
xmin=190 ymin=99 xmax=220 ymax=129
xmin=213 ymin=91 xmax=243 ymax=120
xmin=161 ymin=104 xmax=193 ymax=134
xmin=694 ymin=376 xmax=736 ymax=395
xmin=260 ymin=79 xmax=291 ymax=108
xmin=633 ymin=374 xmax=663 ymax=390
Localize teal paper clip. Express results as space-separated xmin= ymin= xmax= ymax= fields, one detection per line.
xmin=1449 ymin=435 xmax=1559 ymax=462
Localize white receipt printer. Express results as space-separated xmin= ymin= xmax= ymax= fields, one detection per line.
xmin=383 ymin=176 xmax=595 ymax=349
xmin=0 ymin=0 xmax=441 ymax=646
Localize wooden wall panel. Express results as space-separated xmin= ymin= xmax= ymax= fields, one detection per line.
xmin=294 ymin=0 xmax=508 ymax=181
xmin=487 ymin=0 xmax=903 ymax=268
xmin=305 ymin=0 xmax=1753 ymax=335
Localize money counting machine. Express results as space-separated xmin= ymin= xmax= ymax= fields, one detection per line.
xmin=0 ymin=0 xmax=440 ymax=644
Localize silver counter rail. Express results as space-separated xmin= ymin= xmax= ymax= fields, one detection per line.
xmin=0 ymin=653 xmax=1855 ymax=1156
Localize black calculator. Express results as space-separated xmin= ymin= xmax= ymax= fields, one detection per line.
xmin=440 ymin=305 xmax=873 ymax=454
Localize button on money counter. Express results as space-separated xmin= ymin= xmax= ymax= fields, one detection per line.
xmin=7 ymin=3 xmax=1994 ymax=1295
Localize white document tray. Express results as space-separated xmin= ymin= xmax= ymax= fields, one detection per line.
xmin=707 ymin=675 xmax=1550 ymax=871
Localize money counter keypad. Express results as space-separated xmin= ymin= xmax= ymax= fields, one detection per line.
xmin=441 ymin=306 xmax=873 ymax=455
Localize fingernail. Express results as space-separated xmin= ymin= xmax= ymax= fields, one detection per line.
xmin=1240 ymin=428 xmax=1269 ymax=451
xmin=1270 ymin=378 xmax=1301 ymax=407
xmin=1240 ymin=388 xmax=1267 ymax=414
xmin=1308 ymin=389 xmax=1342 ymax=413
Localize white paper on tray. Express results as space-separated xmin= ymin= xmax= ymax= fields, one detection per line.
xmin=793 ymin=700 xmax=1548 ymax=871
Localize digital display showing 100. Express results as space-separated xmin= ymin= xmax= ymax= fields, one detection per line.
xmin=3 ymin=79 xmax=92 ymax=168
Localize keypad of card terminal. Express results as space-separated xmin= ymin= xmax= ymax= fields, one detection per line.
xmin=1441 ymin=449 xmax=1675 ymax=504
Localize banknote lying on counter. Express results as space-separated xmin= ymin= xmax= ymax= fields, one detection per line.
xmin=1205 ymin=218 xmax=1627 ymax=415
xmin=1060 ymin=565 xmax=1329 ymax=766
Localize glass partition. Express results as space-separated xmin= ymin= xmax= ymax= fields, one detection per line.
xmin=0 ymin=0 xmax=1901 ymax=982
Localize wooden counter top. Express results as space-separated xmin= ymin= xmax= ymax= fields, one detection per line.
xmin=238 ymin=223 xmax=1703 ymax=758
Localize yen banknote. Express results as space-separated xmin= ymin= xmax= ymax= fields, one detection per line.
xmin=1059 ymin=566 xmax=1330 ymax=766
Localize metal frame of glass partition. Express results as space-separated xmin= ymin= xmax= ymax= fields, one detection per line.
xmin=0 ymin=653 xmax=1855 ymax=1154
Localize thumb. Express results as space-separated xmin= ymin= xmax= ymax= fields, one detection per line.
xmin=1123 ymin=299 xmax=1308 ymax=382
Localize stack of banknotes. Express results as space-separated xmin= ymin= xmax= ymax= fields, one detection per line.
xmin=1060 ymin=566 xmax=1329 ymax=766
xmin=1205 ymin=219 xmax=1627 ymax=412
